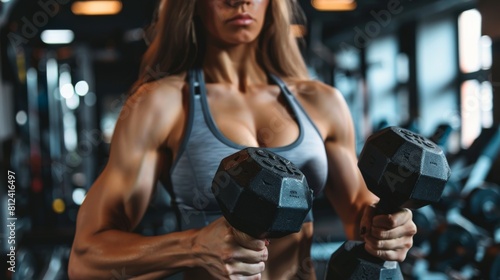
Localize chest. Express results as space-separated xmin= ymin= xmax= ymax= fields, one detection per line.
xmin=166 ymin=80 xmax=330 ymax=220
xmin=204 ymin=84 xmax=301 ymax=148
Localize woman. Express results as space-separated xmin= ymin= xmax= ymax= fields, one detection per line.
xmin=68 ymin=0 xmax=416 ymax=279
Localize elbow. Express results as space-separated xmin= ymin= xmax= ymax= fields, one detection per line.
xmin=68 ymin=250 xmax=86 ymax=280
xmin=68 ymin=242 xmax=92 ymax=280
xmin=68 ymin=263 xmax=81 ymax=280
xmin=68 ymin=255 xmax=83 ymax=280
xmin=68 ymin=268 xmax=91 ymax=280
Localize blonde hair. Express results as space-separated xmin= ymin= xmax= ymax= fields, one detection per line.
xmin=133 ymin=0 xmax=309 ymax=91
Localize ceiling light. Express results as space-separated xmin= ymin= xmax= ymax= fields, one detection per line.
xmin=60 ymin=83 xmax=75 ymax=99
xmin=72 ymin=188 xmax=87 ymax=205
xmin=72 ymin=0 xmax=123 ymax=16
xmin=75 ymin=81 xmax=89 ymax=96
xmin=312 ymin=0 xmax=357 ymax=11
xmin=52 ymin=198 xmax=66 ymax=214
xmin=16 ymin=111 xmax=28 ymax=126
xmin=41 ymin=29 xmax=74 ymax=44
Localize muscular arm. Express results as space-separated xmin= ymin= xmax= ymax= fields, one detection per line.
xmin=323 ymin=127 xmax=378 ymax=240
xmin=68 ymin=79 xmax=195 ymax=279
xmin=320 ymin=87 xmax=417 ymax=262
xmin=295 ymin=82 xmax=379 ymax=240
xmin=298 ymin=82 xmax=417 ymax=262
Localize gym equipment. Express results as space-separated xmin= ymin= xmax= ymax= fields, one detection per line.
xmin=462 ymin=184 xmax=500 ymax=232
xmin=428 ymin=223 xmax=478 ymax=272
xmin=442 ymin=126 xmax=500 ymax=197
xmin=212 ymin=147 xmax=313 ymax=239
xmin=411 ymin=206 xmax=438 ymax=246
xmin=325 ymin=127 xmax=451 ymax=280
xmin=429 ymin=123 xmax=454 ymax=153
xmin=410 ymin=127 xmax=500 ymax=277
xmin=461 ymin=126 xmax=500 ymax=194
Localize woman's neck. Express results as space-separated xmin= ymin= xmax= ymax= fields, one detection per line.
xmin=203 ymin=40 xmax=268 ymax=93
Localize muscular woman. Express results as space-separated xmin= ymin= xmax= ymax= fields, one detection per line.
xmin=68 ymin=0 xmax=417 ymax=279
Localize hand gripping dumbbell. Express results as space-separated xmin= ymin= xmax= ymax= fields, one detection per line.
xmin=326 ymin=127 xmax=451 ymax=280
xmin=211 ymin=147 xmax=313 ymax=238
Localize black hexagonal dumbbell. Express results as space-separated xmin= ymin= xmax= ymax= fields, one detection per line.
xmin=428 ymin=223 xmax=479 ymax=272
xmin=462 ymin=183 xmax=500 ymax=232
xmin=211 ymin=147 xmax=313 ymax=239
xmin=326 ymin=127 xmax=451 ymax=280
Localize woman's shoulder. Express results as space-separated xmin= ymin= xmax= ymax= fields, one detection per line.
xmin=111 ymin=74 xmax=189 ymax=150
xmin=134 ymin=74 xmax=187 ymax=99
xmin=119 ymin=74 xmax=188 ymax=126
xmin=128 ymin=74 xmax=187 ymax=110
xmin=283 ymin=78 xmax=347 ymax=110
xmin=283 ymin=78 xmax=353 ymax=140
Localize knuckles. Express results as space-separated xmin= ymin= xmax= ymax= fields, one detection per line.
xmin=408 ymin=222 xmax=418 ymax=236
xmin=385 ymin=214 xmax=399 ymax=229
xmin=375 ymin=239 xmax=385 ymax=249
xmin=404 ymin=238 xmax=413 ymax=250
xmin=259 ymin=261 xmax=266 ymax=272
xmin=261 ymin=249 xmax=269 ymax=262
xmin=221 ymin=249 xmax=235 ymax=263
xmin=370 ymin=227 xmax=389 ymax=239
xmin=372 ymin=249 xmax=408 ymax=262
xmin=224 ymin=263 xmax=233 ymax=275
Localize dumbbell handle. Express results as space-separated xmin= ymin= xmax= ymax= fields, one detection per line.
xmin=373 ymin=199 xmax=402 ymax=215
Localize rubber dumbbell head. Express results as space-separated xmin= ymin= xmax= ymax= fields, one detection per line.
xmin=212 ymin=148 xmax=313 ymax=239
xmin=462 ymin=184 xmax=500 ymax=231
xmin=358 ymin=127 xmax=450 ymax=212
xmin=326 ymin=127 xmax=451 ymax=280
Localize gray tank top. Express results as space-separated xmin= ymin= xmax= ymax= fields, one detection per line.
xmin=167 ymin=69 xmax=328 ymax=230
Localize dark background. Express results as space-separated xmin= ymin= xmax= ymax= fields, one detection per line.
xmin=1 ymin=0 xmax=499 ymax=279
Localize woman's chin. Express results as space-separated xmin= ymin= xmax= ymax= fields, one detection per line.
xmin=224 ymin=36 xmax=259 ymax=46
xmin=222 ymin=30 xmax=260 ymax=43
xmin=209 ymin=32 xmax=260 ymax=48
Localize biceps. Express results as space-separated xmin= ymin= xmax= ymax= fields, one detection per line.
xmin=121 ymin=150 xmax=160 ymax=225
xmin=79 ymin=150 xmax=159 ymax=236
xmin=325 ymin=142 xmax=362 ymax=199
xmin=111 ymin=149 xmax=159 ymax=225
xmin=324 ymin=141 xmax=377 ymax=214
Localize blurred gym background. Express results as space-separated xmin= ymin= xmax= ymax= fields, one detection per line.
xmin=1 ymin=0 xmax=499 ymax=279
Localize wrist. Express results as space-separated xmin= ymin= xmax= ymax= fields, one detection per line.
xmin=183 ymin=229 xmax=201 ymax=269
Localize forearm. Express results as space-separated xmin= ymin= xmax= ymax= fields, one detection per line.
xmin=324 ymin=190 xmax=360 ymax=240
xmin=69 ymin=229 xmax=198 ymax=279
xmin=324 ymin=186 xmax=378 ymax=240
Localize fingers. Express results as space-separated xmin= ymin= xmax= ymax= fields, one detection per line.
xmin=359 ymin=204 xmax=376 ymax=238
xmin=226 ymin=261 xmax=265 ymax=277
xmin=370 ymin=218 xmax=417 ymax=240
xmin=225 ymin=230 xmax=266 ymax=278
xmin=231 ymin=228 xmax=267 ymax=251
xmin=226 ymin=244 xmax=268 ymax=263
xmin=364 ymin=231 xmax=413 ymax=262
xmin=364 ymin=231 xmax=413 ymax=249
xmin=364 ymin=242 xmax=411 ymax=262
xmin=371 ymin=208 xmax=413 ymax=230
xmin=363 ymin=208 xmax=416 ymax=262
xmin=229 ymin=276 xmax=262 ymax=280
xmin=224 ymin=228 xmax=268 ymax=264
xmin=199 ymin=218 xmax=267 ymax=279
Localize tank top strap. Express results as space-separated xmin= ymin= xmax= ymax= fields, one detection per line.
xmin=268 ymin=74 xmax=325 ymax=142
